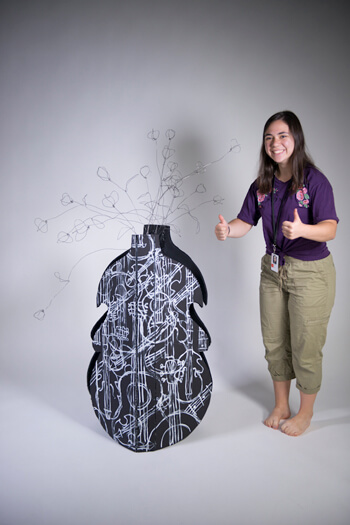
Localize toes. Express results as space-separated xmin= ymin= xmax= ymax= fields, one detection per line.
xmin=264 ymin=416 xmax=279 ymax=429
xmin=281 ymin=423 xmax=292 ymax=435
xmin=281 ymin=420 xmax=303 ymax=436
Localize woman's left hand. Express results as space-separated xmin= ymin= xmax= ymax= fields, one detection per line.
xmin=282 ymin=208 xmax=304 ymax=240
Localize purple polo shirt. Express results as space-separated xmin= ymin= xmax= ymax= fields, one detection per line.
xmin=237 ymin=166 xmax=339 ymax=263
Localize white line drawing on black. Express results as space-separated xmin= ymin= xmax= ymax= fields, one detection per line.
xmin=87 ymin=225 xmax=212 ymax=451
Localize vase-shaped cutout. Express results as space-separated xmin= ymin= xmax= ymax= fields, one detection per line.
xmin=88 ymin=225 xmax=212 ymax=451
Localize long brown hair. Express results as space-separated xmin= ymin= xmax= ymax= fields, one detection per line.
xmin=257 ymin=111 xmax=315 ymax=194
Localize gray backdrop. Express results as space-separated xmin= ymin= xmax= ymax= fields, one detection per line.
xmin=1 ymin=1 xmax=349 ymax=524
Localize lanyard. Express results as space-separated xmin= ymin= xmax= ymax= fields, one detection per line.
xmin=271 ymin=175 xmax=291 ymax=254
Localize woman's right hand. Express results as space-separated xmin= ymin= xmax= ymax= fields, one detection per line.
xmin=215 ymin=214 xmax=230 ymax=241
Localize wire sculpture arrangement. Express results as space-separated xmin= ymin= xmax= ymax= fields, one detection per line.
xmin=34 ymin=130 xmax=240 ymax=320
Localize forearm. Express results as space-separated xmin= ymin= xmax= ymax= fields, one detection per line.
xmin=299 ymin=220 xmax=337 ymax=242
xmin=282 ymin=217 xmax=338 ymax=242
xmin=227 ymin=218 xmax=253 ymax=238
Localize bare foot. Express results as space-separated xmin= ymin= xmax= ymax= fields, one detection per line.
xmin=281 ymin=412 xmax=312 ymax=436
xmin=264 ymin=406 xmax=291 ymax=430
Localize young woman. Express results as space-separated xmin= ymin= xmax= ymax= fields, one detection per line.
xmin=215 ymin=111 xmax=338 ymax=436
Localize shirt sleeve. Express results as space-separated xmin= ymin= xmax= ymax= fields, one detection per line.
xmin=237 ymin=181 xmax=261 ymax=226
xmin=308 ymin=169 xmax=339 ymax=224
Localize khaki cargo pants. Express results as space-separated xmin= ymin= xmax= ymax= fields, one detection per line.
xmin=259 ymin=254 xmax=336 ymax=394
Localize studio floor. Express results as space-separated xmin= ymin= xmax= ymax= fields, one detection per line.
xmin=1 ymin=377 xmax=349 ymax=525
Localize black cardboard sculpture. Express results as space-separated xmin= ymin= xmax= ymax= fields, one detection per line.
xmin=87 ymin=224 xmax=212 ymax=451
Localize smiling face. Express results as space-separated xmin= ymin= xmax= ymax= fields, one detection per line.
xmin=264 ymin=120 xmax=295 ymax=169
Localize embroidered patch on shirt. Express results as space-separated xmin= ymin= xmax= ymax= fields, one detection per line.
xmin=296 ymin=186 xmax=310 ymax=208
xmin=257 ymin=188 xmax=277 ymax=208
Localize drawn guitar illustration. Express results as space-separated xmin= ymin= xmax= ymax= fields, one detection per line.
xmin=87 ymin=224 xmax=212 ymax=451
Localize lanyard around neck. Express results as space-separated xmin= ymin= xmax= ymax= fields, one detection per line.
xmin=271 ymin=175 xmax=291 ymax=253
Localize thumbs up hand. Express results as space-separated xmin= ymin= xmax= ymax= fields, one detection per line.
xmin=215 ymin=214 xmax=230 ymax=241
xmin=282 ymin=208 xmax=304 ymax=240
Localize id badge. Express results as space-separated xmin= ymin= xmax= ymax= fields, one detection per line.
xmin=271 ymin=253 xmax=279 ymax=273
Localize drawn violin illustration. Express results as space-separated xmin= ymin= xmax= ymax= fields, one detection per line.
xmin=87 ymin=224 xmax=212 ymax=452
